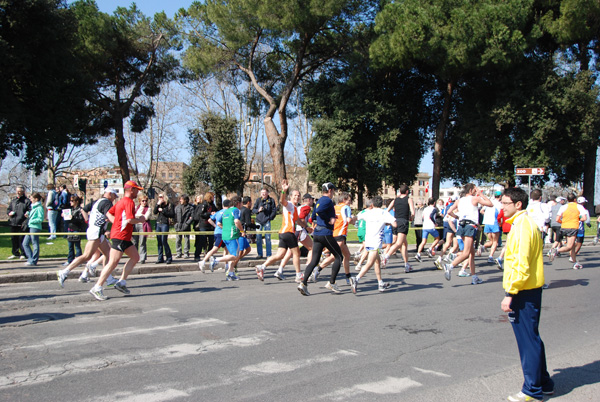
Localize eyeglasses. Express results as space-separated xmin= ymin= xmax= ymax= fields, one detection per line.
xmin=141 ymin=200 xmax=148 ymax=202
xmin=501 ymin=201 xmax=514 ymax=206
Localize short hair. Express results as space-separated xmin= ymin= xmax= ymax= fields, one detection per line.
xmin=398 ymin=184 xmax=409 ymax=195
xmin=222 ymin=199 xmax=231 ymax=207
xmin=463 ymin=183 xmax=476 ymax=195
xmin=32 ymin=193 xmax=42 ymax=201
xmin=427 ymin=197 xmax=435 ymax=206
xmin=261 ymin=188 xmax=269 ymax=193
xmin=203 ymin=192 xmax=214 ymax=202
xmin=338 ymin=192 xmax=351 ymax=203
xmin=46 ymin=184 xmax=55 ymax=190
xmin=567 ymin=193 xmax=576 ymax=202
xmin=365 ymin=199 xmax=373 ymax=208
xmin=242 ymin=196 xmax=251 ymax=205
xmin=503 ymin=187 xmax=528 ymax=210
xmin=61 ymin=185 xmax=67 ymax=190
xmin=231 ymin=195 xmax=241 ymax=205
xmin=180 ymin=194 xmax=189 ymax=204
xmin=372 ymin=196 xmax=383 ymax=208
xmin=530 ymin=189 xmax=542 ymax=201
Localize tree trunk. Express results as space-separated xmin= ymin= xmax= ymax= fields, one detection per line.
xmin=114 ymin=113 xmax=131 ymax=183
xmin=583 ymin=146 xmax=596 ymax=216
xmin=264 ymin=116 xmax=287 ymax=192
xmin=431 ymin=81 xmax=454 ymax=200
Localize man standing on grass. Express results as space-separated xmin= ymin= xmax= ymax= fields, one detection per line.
xmin=500 ymin=187 xmax=553 ymax=402
xmin=89 ymin=181 xmax=146 ymax=301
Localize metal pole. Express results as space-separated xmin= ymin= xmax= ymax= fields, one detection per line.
xmin=261 ymin=128 xmax=264 ymax=188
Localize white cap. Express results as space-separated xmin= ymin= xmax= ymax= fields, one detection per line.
xmin=577 ymin=196 xmax=587 ymax=204
xmin=104 ymin=187 xmax=118 ymax=195
xmin=555 ymin=197 xmax=565 ymax=202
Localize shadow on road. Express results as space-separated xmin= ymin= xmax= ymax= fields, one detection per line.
xmin=546 ymin=279 xmax=589 ymax=289
xmin=550 ymin=360 xmax=600 ymax=398
xmin=0 ymin=311 xmax=98 ymax=326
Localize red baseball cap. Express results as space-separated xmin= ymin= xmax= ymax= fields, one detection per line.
xmin=124 ymin=180 xmax=143 ymax=190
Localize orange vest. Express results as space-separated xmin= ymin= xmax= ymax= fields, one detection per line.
xmin=333 ymin=204 xmax=350 ymax=237
xmin=280 ymin=203 xmax=298 ymax=234
xmin=561 ymin=203 xmax=580 ymax=230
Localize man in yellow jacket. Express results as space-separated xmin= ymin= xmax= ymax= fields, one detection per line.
xmin=500 ymin=187 xmax=553 ymax=402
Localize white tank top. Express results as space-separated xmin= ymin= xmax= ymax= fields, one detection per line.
xmin=457 ymin=195 xmax=479 ymax=223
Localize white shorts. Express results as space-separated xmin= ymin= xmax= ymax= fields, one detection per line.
xmin=296 ymin=229 xmax=309 ymax=242
xmin=86 ymin=226 xmax=105 ymax=242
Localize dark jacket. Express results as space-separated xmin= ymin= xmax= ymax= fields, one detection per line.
xmin=7 ymin=195 xmax=31 ymax=227
xmin=252 ymin=196 xmax=277 ymax=225
xmin=153 ymin=202 xmax=174 ymax=225
xmin=174 ymin=203 xmax=195 ymax=231
xmin=194 ymin=201 xmax=217 ymax=230
xmin=67 ymin=206 xmax=87 ymax=242
xmin=239 ymin=206 xmax=255 ymax=231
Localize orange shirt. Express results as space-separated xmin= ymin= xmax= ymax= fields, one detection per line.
xmin=333 ymin=204 xmax=351 ymax=237
xmin=280 ymin=202 xmax=298 ymax=234
xmin=560 ymin=202 xmax=581 ymax=229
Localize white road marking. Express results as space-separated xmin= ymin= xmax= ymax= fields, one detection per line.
xmin=0 ymin=331 xmax=273 ymax=389
xmin=241 ymin=349 xmax=360 ymax=374
xmin=413 ymin=366 xmax=452 ymax=377
xmin=320 ymin=376 xmax=422 ymax=400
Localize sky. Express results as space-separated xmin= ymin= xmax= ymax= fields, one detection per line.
xmin=93 ymin=0 xmax=437 ymax=177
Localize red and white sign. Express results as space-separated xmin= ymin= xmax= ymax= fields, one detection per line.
xmin=515 ymin=168 xmax=545 ymax=176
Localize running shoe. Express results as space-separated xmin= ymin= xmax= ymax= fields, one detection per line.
xmin=57 ymin=271 xmax=68 ymax=288
xmin=443 ymin=263 xmax=453 ymax=281
xmin=448 ymin=252 xmax=456 ymax=261
xmin=310 ymin=269 xmax=321 ymax=283
xmin=548 ymin=248 xmax=557 ymax=262
xmin=355 ymin=264 xmax=362 ymax=271
xmin=381 ymin=253 xmax=389 ymax=268
xmin=568 ymin=257 xmax=575 ymax=263
xmin=226 ymin=272 xmax=239 ymax=281
xmin=345 ymin=277 xmax=351 ymax=286
xmin=507 ymin=391 xmax=542 ymax=402
xmin=294 ymin=274 xmax=304 ymax=283
xmin=471 ymin=276 xmax=483 ymax=285
xmin=297 ymin=283 xmax=309 ymax=296
xmin=426 ymin=248 xmax=433 ymax=258
xmin=573 ymin=263 xmax=583 ymax=269
xmin=487 ymin=256 xmax=494 ymax=264
xmin=325 ymin=282 xmax=342 ymax=294
xmin=86 ymin=262 xmax=96 ymax=277
xmin=89 ymin=287 xmax=107 ymax=301
xmin=199 ymin=260 xmax=206 ymax=273
xmin=495 ymin=258 xmax=503 ymax=270
xmin=350 ymin=277 xmax=358 ymax=294
xmin=256 ymin=265 xmax=265 ymax=281
xmin=114 ymin=282 xmax=131 ymax=295
xmin=79 ymin=276 xmax=90 ymax=283
xmin=106 ymin=276 xmax=118 ymax=287
xmin=274 ymin=271 xmax=285 ymax=280
xmin=414 ymin=253 xmax=422 ymax=262
xmin=405 ymin=264 xmax=413 ymax=273
xmin=458 ymin=270 xmax=471 ymax=277
xmin=434 ymin=256 xmax=442 ymax=270
xmin=378 ymin=282 xmax=391 ymax=292
xmin=353 ymin=252 xmax=361 ymax=264
xmin=209 ymin=256 xmax=217 ymax=272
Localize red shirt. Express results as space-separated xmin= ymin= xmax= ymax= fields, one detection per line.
xmin=497 ymin=209 xmax=512 ymax=234
xmin=109 ymin=197 xmax=136 ymax=241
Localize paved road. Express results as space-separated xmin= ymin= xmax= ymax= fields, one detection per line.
xmin=0 ymin=248 xmax=599 ymax=401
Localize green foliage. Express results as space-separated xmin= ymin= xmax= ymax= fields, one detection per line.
xmin=0 ymin=0 xmax=110 ymax=172
xmin=184 ymin=112 xmax=246 ymax=196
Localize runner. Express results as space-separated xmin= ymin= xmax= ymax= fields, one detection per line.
xmin=415 ymin=197 xmax=442 ymax=264
xmin=353 ymin=202 xmax=370 ymax=272
xmin=350 ymin=196 xmax=397 ymax=294
xmin=89 ymin=181 xmax=146 ymax=300
xmin=437 ymin=195 xmax=459 ymax=268
xmin=479 ymin=191 xmax=503 ymax=263
xmin=573 ymin=197 xmax=591 ymax=258
xmin=210 ymin=196 xmax=249 ymax=281
xmin=57 ymin=188 xmax=118 ymax=287
xmin=198 ymin=205 xmax=228 ymax=273
xmin=382 ymin=185 xmax=415 ymax=273
xmin=298 ymin=182 xmax=344 ymax=296
xmin=549 ymin=194 xmax=588 ymax=269
xmin=443 ymin=183 xmax=493 ymax=284
xmin=255 ymin=181 xmax=310 ymax=282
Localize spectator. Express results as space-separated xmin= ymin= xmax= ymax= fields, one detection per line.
xmin=252 ymin=188 xmax=277 ymax=258
xmin=132 ymin=196 xmax=152 ymax=264
xmin=7 ymin=186 xmax=31 ymax=260
xmin=66 ymin=195 xmax=86 ymax=264
xmin=174 ymin=194 xmax=194 ymax=258
xmin=22 ymin=193 xmax=44 ymax=266
xmin=45 ymin=184 xmax=59 ymax=240
xmin=193 ymin=192 xmax=217 ymax=261
xmin=58 ymin=184 xmax=71 ymax=238
xmin=153 ymin=193 xmax=174 ymax=264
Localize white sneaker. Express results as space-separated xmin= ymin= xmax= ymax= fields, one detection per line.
xmin=199 ymin=260 xmax=206 ymax=273
xmin=106 ymin=276 xmax=118 ymax=287
xmin=471 ymin=276 xmax=483 ymax=285
xmin=57 ymin=270 xmax=68 ymax=288
xmin=325 ymin=282 xmax=342 ymax=294
xmin=86 ymin=262 xmax=96 ymax=277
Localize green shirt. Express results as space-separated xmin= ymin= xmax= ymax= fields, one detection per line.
xmin=222 ymin=207 xmax=241 ymax=241
xmin=356 ymin=209 xmax=367 ymax=237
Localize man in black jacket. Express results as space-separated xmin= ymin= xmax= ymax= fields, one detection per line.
xmin=252 ymin=188 xmax=277 ymax=258
xmin=7 ymin=186 xmax=31 ymax=260
xmin=174 ymin=194 xmax=194 ymax=258
xmin=153 ymin=193 xmax=174 ymax=264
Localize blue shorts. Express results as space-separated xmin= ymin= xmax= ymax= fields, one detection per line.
xmin=238 ymin=236 xmax=250 ymax=250
xmin=423 ymin=229 xmax=440 ymax=239
xmin=214 ymin=234 xmax=223 ymax=248
xmin=383 ymin=231 xmax=393 ymax=245
xmin=224 ymin=239 xmax=241 ymax=256
xmin=484 ymin=224 xmax=500 ymax=234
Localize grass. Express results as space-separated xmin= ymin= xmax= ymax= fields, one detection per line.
xmin=1 ymin=216 xmax=597 ymax=260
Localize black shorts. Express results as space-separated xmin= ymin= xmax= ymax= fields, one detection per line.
xmin=334 ymin=235 xmax=347 ymax=244
xmin=576 ymin=236 xmax=584 ymax=244
xmin=111 ymin=239 xmax=135 ymax=252
xmin=278 ymin=232 xmax=298 ymax=249
xmin=551 ymin=227 xmax=562 ymax=242
xmin=393 ymin=218 xmax=409 ymax=235
xmin=560 ymin=228 xmax=578 ymax=238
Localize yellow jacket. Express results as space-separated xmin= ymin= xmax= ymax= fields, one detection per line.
xmin=503 ymin=210 xmax=545 ymax=295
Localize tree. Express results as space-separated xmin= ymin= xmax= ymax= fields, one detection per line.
xmin=71 ymin=0 xmax=180 ymax=183
xmin=179 ymin=0 xmax=374 ymax=191
xmin=0 ymin=0 xmax=110 ymax=173
xmin=371 ymin=0 xmax=539 ymax=199
xmin=184 ymin=112 xmax=245 ymax=199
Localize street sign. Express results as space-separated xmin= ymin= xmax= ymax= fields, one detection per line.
xmin=73 ymin=174 xmax=79 ymax=188
xmin=515 ymin=168 xmax=545 ymax=176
